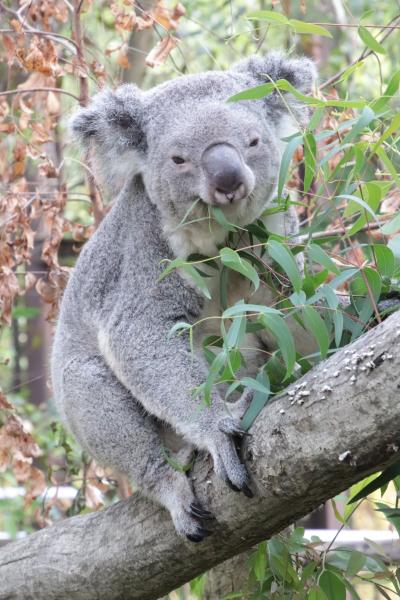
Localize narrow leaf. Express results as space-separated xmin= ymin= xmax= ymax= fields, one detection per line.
xmin=268 ymin=239 xmax=303 ymax=293
xmin=358 ymin=25 xmax=386 ymax=54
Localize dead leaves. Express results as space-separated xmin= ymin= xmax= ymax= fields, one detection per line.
xmin=0 ymin=410 xmax=46 ymax=507
xmin=146 ymin=35 xmax=179 ymax=68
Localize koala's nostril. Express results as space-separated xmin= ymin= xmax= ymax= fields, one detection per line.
xmin=214 ymin=173 xmax=243 ymax=196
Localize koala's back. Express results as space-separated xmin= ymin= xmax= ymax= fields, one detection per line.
xmin=51 ymin=182 xmax=172 ymax=413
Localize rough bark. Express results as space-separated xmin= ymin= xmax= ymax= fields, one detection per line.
xmin=1 ymin=311 xmax=400 ymax=600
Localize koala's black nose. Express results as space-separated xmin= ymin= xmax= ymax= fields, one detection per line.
xmin=201 ymin=143 xmax=248 ymax=205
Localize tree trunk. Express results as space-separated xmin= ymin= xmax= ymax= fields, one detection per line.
xmin=1 ymin=311 xmax=400 ymax=600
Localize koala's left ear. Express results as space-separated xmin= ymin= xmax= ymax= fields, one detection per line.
xmin=232 ymin=51 xmax=317 ymax=126
xmin=70 ymin=84 xmax=146 ymax=194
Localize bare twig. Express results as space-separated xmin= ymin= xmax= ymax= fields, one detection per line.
xmin=71 ymin=0 xmax=104 ymax=225
xmin=0 ymin=87 xmax=80 ymax=101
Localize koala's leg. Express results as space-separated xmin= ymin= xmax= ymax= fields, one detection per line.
xmin=61 ymin=354 xmax=214 ymax=542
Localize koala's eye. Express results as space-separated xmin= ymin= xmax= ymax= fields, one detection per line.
xmin=249 ymin=137 xmax=260 ymax=147
xmin=172 ymin=156 xmax=185 ymax=164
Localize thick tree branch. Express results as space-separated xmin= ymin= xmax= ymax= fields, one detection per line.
xmin=1 ymin=311 xmax=400 ymax=600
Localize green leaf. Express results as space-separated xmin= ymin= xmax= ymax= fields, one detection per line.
xmin=341 ymin=106 xmax=375 ymax=144
xmin=375 ymin=147 xmax=400 ymax=188
xmin=252 ymin=542 xmax=268 ymax=583
xmin=228 ymin=82 xmax=276 ymax=102
xmin=308 ymin=244 xmax=340 ymax=275
xmin=302 ymin=305 xmax=330 ymax=358
xmin=203 ymin=351 xmax=227 ymax=403
xmin=329 ymin=268 xmax=359 ymax=290
xmin=371 ymin=70 xmax=400 ymax=112
xmin=240 ymin=376 xmax=270 ymax=395
xmin=303 ymin=131 xmax=317 ymax=193
xmin=267 ymin=239 xmax=303 ymax=293
xmin=358 ymin=25 xmax=386 ymax=55
xmin=223 ymin=302 xmax=281 ymax=318
xmin=220 ymin=248 xmax=260 ymax=290
xmin=307 ymin=587 xmax=328 ymax=600
xmin=372 ymin=112 xmax=400 ymax=151
xmin=289 ymin=19 xmax=332 ymax=37
xmin=338 ymin=194 xmax=379 ymax=224
xmin=346 ymin=551 xmax=366 ymax=576
xmin=278 ymin=135 xmax=303 ymax=198
xmin=228 ymin=79 xmax=366 ymax=108
xmin=247 ymin=10 xmax=288 ymax=25
xmin=376 ymin=502 xmax=400 ymax=537
xmin=267 ymin=539 xmax=299 ymax=587
xmin=319 ymin=570 xmax=346 ymax=600
xmin=373 ymin=245 xmax=395 ymax=278
xmin=183 ymin=265 xmax=212 ymax=299
xmin=348 ymin=462 xmax=400 ymax=503
xmin=259 ymin=314 xmax=296 ymax=378
xmin=158 ymin=257 xmax=187 ymax=281
xmin=167 ymin=321 xmax=192 ymax=339
xmin=241 ymin=371 xmax=271 ymax=431
xmin=224 ymin=315 xmax=246 ymax=348
xmin=210 ymin=206 xmax=237 ymax=232
xmin=382 ymin=212 xmax=400 ymax=235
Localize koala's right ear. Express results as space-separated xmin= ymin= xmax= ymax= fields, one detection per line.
xmin=70 ymin=84 xmax=146 ymax=193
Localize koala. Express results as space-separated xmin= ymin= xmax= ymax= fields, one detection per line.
xmin=51 ymin=52 xmax=316 ymax=542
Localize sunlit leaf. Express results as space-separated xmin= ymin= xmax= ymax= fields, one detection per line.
xmin=358 ymin=25 xmax=386 ymax=54
xmin=220 ymin=247 xmax=260 ymax=290
xmin=302 ymin=305 xmax=330 ymax=358
xmin=267 ymin=239 xmax=303 ymax=292
xmin=320 ymin=570 xmax=346 ymax=600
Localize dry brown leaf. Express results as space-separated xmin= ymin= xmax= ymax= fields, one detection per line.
xmin=153 ymin=1 xmax=185 ymax=30
xmin=25 ymin=466 xmax=46 ymax=506
xmin=116 ymin=43 xmax=130 ymax=69
xmin=2 ymin=34 xmax=16 ymax=65
xmin=145 ymin=36 xmax=179 ymax=68
xmin=0 ymin=391 xmax=13 ymax=410
xmin=46 ymin=91 xmax=60 ymax=115
xmin=1 ymin=416 xmax=41 ymax=458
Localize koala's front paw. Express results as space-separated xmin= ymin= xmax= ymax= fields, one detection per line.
xmin=210 ymin=421 xmax=254 ymax=499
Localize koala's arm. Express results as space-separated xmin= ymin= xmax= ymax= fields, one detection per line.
xmin=97 ymin=282 xmax=251 ymax=493
xmin=98 ymin=285 xmax=241 ymax=449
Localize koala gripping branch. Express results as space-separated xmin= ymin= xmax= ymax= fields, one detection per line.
xmin=1 ymin=311 xmax=400 ymax=600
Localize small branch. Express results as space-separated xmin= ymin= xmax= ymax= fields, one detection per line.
xmin=0 ymin=28 xmax=78 ymax=54
xmin=0 ymin=87 xmax=80 ymax=101
xmin=72 ymin=0 xmax=89 ymax=107
xmin=313 ymin=22 xmax=400 ymax=29
xmin=71 ymin=0 xmax=104 ymax=225
xmin=320 ymin=14 xmax=400 ymax=90
xmin=297 ymin=220 xmax=386 ymax=244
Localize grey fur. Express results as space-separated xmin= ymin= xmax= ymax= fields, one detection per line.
xmin=52 ymin=52 xmax=316 ymax=540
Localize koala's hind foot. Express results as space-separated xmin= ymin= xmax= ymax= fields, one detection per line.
xmin=60 ymin=355 xmax=215 ymax=542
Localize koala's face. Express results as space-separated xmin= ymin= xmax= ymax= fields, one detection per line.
xmin=142 ymin=91 xmax=281 ymax=225
xmin=71 ymin=51 xmax=315 ymax=227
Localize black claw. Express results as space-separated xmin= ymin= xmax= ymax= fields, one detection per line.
xmin=234 ymin=427 xmax=253 ymax=438
xmin=226 ymin=479 xmax=241 ymax=493
xmin=186 ymin=533 xmax=204 ymax=543
xmin=242 ymin=483 xmax=254 ymax=498
xmin=189 ymin=502 xmax=215 ymax=520
xmin=186 ymin=527 xmax=213 ymax=543
xmin=219 ymin=421 xmax=253 ymax=439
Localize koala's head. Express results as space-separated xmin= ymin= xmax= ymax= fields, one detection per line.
xmin=71 ymin=52 xmax=316 ymax=229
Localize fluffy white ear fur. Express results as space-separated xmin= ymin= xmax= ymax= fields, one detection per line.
xmin=233 ymin=51 xmax=317 ymax=128
xmin=70 ymin=84 xmax=145 ymax=195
